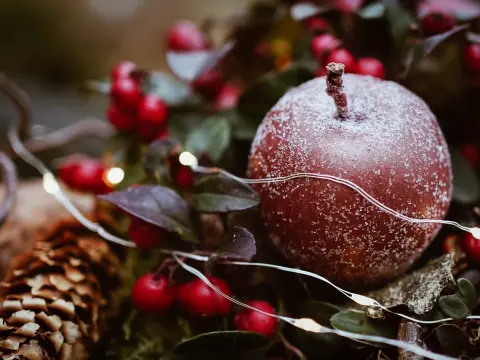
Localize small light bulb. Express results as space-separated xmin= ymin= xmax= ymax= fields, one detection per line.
xmin=179 ymin=152 xmax=198 ymax=168
xmin=43 ymin=173 xmax=60 ymax=195
xmin=106 ymin=167 xmax=125 ymax=185
xmin=294 ymin=318 xmax=322 ymax=333
xmin=472 ymin=227 xmax=480 ymax=240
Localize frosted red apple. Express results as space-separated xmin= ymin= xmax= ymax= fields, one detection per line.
xmin=248 ymin=64 xmax=452 ymax=289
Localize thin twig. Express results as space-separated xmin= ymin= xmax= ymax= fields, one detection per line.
xmin=23 ymin=119 xmax=113 ymax=153
xmin=0 ymin=74 xmax=31 ymax=139
xmin=277 ymin=331 xmax=307 ymax=360
xmin=0 ymin=152 xmax=17 ymax=225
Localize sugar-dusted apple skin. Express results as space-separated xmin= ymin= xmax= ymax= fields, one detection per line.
xmin=248 ymin=74 xmax=452 ymax=289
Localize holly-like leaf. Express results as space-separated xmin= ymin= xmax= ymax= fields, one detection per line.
xmin=361 ymin=255 xmax=456 ymax=316
xmin=185 ymin=116 xmax=231 ymax=162
xmin=383 ymin=0 xmax=414 ymax=47
xmin=99 ymin=185 xmax=198 ymax=242
xmin=357 ymin=1 xmax=385 ymax=19
xmin=166 ymin=41 xmax=235 ymax=82
xmin=435 ymin=324 xmax=472 ymax=355
xmin=145 ymin=71 xmax=197 ymax=106
xmin=173 ymin=331 xmax=269 ymax=360
xmin=190 ymin=175 xmax=259 ymax=213
xmin=206 ymin=227 xmax=256 ymax=272
xmin=330 ymin=310 xmax=397 ymax=339
xmin=238 ymin=62 xmax=315 ymax=121
xmin=457 ymin=278 xmax=477 ymax=311
xmin=294 ymin=301 xmax=345 ymax=358
xmin=290 ymin=2 xmax=332 ymax=21
xmin=438 ymin=294 xmax=471 ymax=320
xmin=451 ymin=148 xmax=480 ymax=204
xmin=402 ymin=25 xmax=469 ymax=77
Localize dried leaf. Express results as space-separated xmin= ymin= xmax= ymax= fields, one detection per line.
xmin=99 ymin=185 xmax=198 ymax=243
xmin=190 ymin=175 xmax=259 ymax=213
xmin=206 ymin=227 xmax=256 ymax=271
xmin=185 ymin=116 xmax=231 ymax=162
xmin=363 ymin=255 xmax=456 ymax=316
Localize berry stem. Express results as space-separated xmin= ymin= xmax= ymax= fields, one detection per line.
xmin=325 ymin=62 xmax=349 ymax=120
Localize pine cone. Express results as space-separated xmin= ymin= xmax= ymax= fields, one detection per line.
xmin=0 ymin=219 xmax=120 ymax=359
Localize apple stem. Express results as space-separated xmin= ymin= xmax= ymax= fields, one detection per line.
xmin=326 ymin=63 xmax=349 ymax=120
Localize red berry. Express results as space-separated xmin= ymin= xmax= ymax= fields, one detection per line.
xmin=128 ymin=217 xmax=165 ymax=250
xmin=174 ymin=165 xmax=195 ymax=190
xmin=192 ymin=70 xmax=223 ymax=99
xmin=234 ymin=300 xmax=277 ymax=337
xmin=132 ymin=273 xmax=175 ymax=313
xmin=167 ymin=20 xmax=208 ymax=51
xmin=464 ymin=44 xmax=480 ymax=74
xmin=107 ymin=104 xmax=135 ymax=132
xmin=61 ymin=158 xmax=110 ymax=194
xmin=462 ymin=232 xmax=480 ymax=262
xmin=311 ymin=34 xmax=340 ymax=60
xmin=305 ymin=18 xmax=328 ymax=33
xmin=325 ymin=48 xmax=357 ymax=73
xmin=356 ymin=57 xmax=385 ymax=79
xmin=136 ymin=95 xmax=168 ymax=142
xmin=335 ymin=0 xmax=364 ymax=13
xmin=460 ymin=144 xmax=480 ymax=169
xmin=422 ymin=12 xmax=455 ymax=35
xmin=215 ymin=84 xmax=241 ymax=110
xmin=110 ymin=78 xmax=142 ymax=111
xmin=178 ymin=276 xmax=232 ymax=316
xmin=156 ymin=128 xmax=170 ymax=140
xmin=111 ymin=61 xmax=136 ymax=80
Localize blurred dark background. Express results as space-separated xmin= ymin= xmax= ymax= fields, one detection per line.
xmin=0 ymin=0 xmax=250 ymax=175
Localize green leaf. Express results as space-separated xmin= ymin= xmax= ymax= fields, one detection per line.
xmin=294 ymin=301 xmax=345 ymax=358
xmin=438 ymin=294 xmax=471 ymax=320
xmin=238 ymin=62 xmax=315 ymax=121
xmin=143 ymin=138 xmax=182 ymax=183
xmin=145 ymin=71 xmax=197 ymax=106
xmin=330 ymin=310 xmax=397 ymax=339
xmin=383 ymin=0 xmax=414 ymax=47
xmin=451 ymin=148 xmax=480 ymax=204
xmin=435 ymin=324 xmax=472 ymax=355
xmin=173 ymin=331 xmax=269 ymax=360
xmin=185 ymin=117 xmax=231 ymax=162
xmin=190 ymin=175 xmax=260 ymax=213
xmin=357 ymin=1 xmax=385 ymax=19
xmin=457 ymin=278 xmax=477 ymax=311
xmin=223 ymin=110 xmax=260 ymax=141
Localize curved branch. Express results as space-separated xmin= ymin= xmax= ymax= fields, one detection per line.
xmin=24 ymin=119 xmax=113 ymax=153
xmin=0 ymin=152 xmax=17 ymax=225
xmin=0 ymin=74 xmax=31 ymax=139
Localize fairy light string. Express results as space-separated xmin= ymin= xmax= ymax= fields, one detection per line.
xmin=6 ymin=128 xmax=478 ymax=360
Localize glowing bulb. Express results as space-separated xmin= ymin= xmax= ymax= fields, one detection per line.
xmin=179 ymin=152 xmax=198 ymax=168
xmin=294 ymin=318 xmax=322 ymax=333
xmin=472 ymin=227 xmax=480 ymax=240
xmin=43 ymin=173 xmax=60 ymax=195
xmin=106 ymin=167 xmax=125 ymax=185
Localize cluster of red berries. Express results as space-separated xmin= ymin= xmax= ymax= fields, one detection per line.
xmin=306 ymin=18 xmax=385 ymax=79
xmin=108 ymin=61 xmax=168 ymax=142
xmin=462 ymin=231 xmax=480 ymax=262
xmin=166 ymin=20 xmax=241 ymax=110
xmin=132 ymin=273 xmax=278 ymax=337
xmin=59 ymin=157 xmax=111 ymax=194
